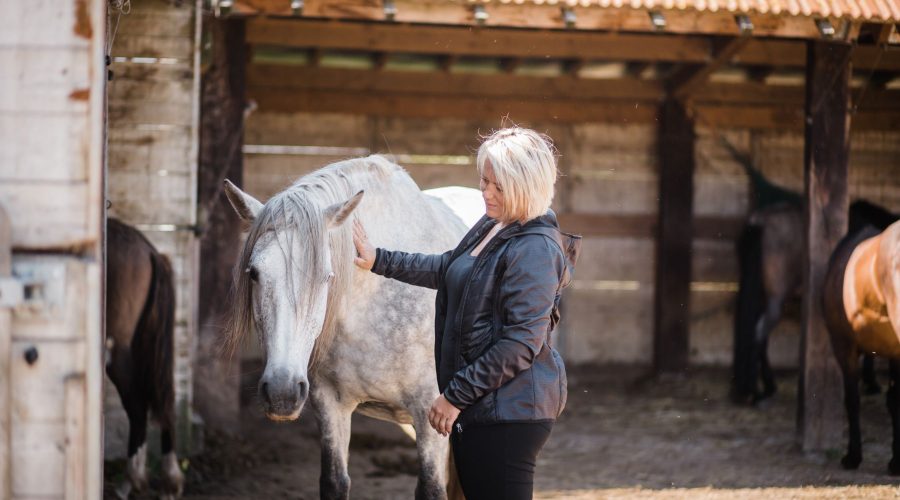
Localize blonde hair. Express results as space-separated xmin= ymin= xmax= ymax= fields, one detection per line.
xmin=476 ymin=127 xmax=558 ymax=224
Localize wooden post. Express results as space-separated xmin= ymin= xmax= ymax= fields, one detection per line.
xmin=799 ymin=40 xmax=851 ymax=451
xmin=0 ymin=203 xmax=11 ymax=499
xmin=653 ymin=99 xmax=695 ymax=372
xmin=195 ymin=17 xmax=247 ymax=432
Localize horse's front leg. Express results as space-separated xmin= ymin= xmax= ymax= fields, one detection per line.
xmin=887 ymin=360 xmax=900 ymax=475
xmin=410 ymin=401 xmax=449 ymax=500
xmin=312 ymin=387 xmax=354 ymax=500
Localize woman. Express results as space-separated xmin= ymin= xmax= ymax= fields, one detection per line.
xmin=353 ymin=127 xmax=579 ymax=499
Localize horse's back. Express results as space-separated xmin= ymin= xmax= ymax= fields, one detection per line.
xmin=423 ymin=186 xmax=484 ymax=231
xmin=107 ymin=218 xmax=155 ymax=345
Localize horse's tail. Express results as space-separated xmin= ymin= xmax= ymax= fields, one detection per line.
xmin=719 ymin=137 xmax=802 ymax=210
xmin=446 ymin=446 xmax=465 ymax=500
xmin=132 ymin=249 xmax=177 ymax=424
xmin=732 ymin=222 xmax=765 ymax=402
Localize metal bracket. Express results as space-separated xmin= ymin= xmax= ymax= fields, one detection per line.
xmin=0 ymin=276 xmax=23 ymax=308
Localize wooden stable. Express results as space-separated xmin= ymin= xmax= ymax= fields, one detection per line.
xmin=0 ymin=0 xmax=107 ymax=497
xmin=212 ymin=0 xmax=900 ymax=453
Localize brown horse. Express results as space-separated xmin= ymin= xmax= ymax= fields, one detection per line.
xmin=106 ymin=218 xmax=184 ymax=498
xmin=825 ymin=213 xmax=900 ymax=474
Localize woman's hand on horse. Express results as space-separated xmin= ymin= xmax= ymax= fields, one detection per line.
xmin=352 ymin=219 xmax=376 ymax=270
xmin=428 ymin=394 xmax=461 ymax=437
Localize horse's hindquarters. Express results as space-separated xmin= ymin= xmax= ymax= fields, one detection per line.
xmin=844 ymin=233 xmax=900 ymax=358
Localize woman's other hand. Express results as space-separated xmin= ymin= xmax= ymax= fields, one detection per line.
xmin=352 ymin=219 xmax=376 ymax=270
xmin=428 ymin=394 xmax=461 ymax=437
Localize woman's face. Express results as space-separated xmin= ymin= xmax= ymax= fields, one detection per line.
xmin=480 ymin=161 xmax=505 ymax=221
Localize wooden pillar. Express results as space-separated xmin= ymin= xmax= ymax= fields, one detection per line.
xmin=653 ymin=99 xmax=695 ymax=373
xmin=195 ymin=17 xmax=247 ymax=432
xmin=799 ymin=40 xmax=851 ymax=451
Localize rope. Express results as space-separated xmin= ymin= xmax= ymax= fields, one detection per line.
xmin=106 ymin=0 xmax=132 ymax=58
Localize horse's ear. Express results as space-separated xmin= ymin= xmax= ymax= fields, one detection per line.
xmin=324 ymin=190 xmax=364 ymax=229
xmin=224 ymin=179 xmax=263 ymax=222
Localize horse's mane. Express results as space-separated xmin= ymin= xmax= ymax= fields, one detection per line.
xmin=849 ymin=199 xmax=899 ymax=234
xmin=226 ymin=155 xmax=416 ymax=371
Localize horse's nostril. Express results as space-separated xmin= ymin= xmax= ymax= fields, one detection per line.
xmin=260 ymin=382 xmax=270 ymax=403
xmin=298 ymin=380 xmax=309 ymax=400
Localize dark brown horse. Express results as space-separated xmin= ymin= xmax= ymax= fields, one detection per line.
xmin=106 ymin=218 xmax=183 ymax=498
xmin=825 ymin=209 xmax=900 ymax=474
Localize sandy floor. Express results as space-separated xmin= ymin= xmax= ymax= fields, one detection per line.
xmin=105 ymin=365 xmax=900 ymax=499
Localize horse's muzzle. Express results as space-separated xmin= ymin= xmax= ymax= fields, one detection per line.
xmin=259 ymin=369 xmax=309 ymax=421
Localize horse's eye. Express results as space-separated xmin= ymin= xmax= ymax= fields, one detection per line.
xmin=247 ymin=266 xmax=259 ymax=282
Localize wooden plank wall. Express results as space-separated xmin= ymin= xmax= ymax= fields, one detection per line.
xmin=1 ymin=0 xmax=107 ymax=497
xmin=105 ymin=0 xmax=199 ymax=457
xmin=241 ymin=111 xmax=900 ymax=367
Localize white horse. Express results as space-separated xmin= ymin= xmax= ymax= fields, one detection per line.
xmin=223 ymin=155 xmax=481 ymax=499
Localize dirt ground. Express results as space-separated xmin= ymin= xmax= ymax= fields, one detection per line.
xmin=106 ymin=365 xmax=900 ymax=499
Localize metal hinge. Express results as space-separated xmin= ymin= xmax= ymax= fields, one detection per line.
xmin=0 ymin=276 xmax=23 ymax=308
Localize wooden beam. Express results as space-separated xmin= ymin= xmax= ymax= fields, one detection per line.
xmin=557 ymin=213 xmax=743 ymax=239
xmin=799 ymin=40 xmax=851 ymax=453
xmin=670 ymin=36 xmax=752 ymax=101
xmin=248 ymin=87 xmax=659 ymax=123
xmin=247 ymin=18 xmax=714 ymax=63
xmin=234 ymin=0 xmax=827 ymax=39
xmin=247 ymin=64 xmax=665 ymax=101
xmin=654 ymin=98 xmax=695 ymax=373
xmin=246 ymin=19 xmax=900 ymax=72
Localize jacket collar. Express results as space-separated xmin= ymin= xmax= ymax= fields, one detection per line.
xmin=498 ymin=209 xmax=560 ymax=240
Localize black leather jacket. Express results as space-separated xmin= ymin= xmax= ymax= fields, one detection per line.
xmin=372 ymin=211 xmax=581 ymax=427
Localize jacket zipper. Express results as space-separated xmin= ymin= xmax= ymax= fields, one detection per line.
xmin=453 ymin=223 xmax=517 ymax=372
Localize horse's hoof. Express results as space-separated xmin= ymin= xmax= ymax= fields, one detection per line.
xmin=889 ymin=458 xmax=900 ymax=475
xmin=162 ymin=452 xmax=185 ymax=498
xmin=114 ymin=480 xmax=131 ymax=500
xmin=841 ymin=453 xmax=862 ymax=470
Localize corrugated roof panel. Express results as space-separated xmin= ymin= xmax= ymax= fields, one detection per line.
xmin=468 ymin=0 xmax=900 ymax=21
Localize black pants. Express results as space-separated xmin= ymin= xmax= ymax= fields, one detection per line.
xmin=450 ymin=422 xmax=553 ymax=500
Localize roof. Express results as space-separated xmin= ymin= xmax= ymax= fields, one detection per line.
xmin=466 ymin=0 xmax=900 ymax=23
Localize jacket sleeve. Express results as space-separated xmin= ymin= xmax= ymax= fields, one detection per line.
xmin=371 ymin=247 xmax=452 ymax=290
xmin=443 ymin=235 xmax=564 ymax=409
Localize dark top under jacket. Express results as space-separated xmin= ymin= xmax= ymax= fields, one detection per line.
xmin=372 ymin=210 xmax=581 ymax=427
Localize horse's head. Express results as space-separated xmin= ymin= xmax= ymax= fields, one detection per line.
xmin=223 ymin=180 xmax=363 ymax=421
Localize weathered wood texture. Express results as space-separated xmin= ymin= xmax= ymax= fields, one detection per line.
xmin=0 ymin=0 xmax=106 ymax=498
xmin=654 ymin=100 xmax=695 ymax=373
xmin=242 ymin=111 xmax=900 ymax=367
xmin=246 ymin=64 xmax=900 ymax=128
xmin=0 ymin=0 xmax=105 ymax=251
xmin=0 ymin=203 xmax=11 ymax=497
xmin=195 ymin=17 xmax=246 ymax=433
xmin=799 ymin=40 xmax=851 ymax=452
xmin=105 ymin=0 xmax=200 ymax=456
xmin=236 ymin=0 xmax=833 ymax=38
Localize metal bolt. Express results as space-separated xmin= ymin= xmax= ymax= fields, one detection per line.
xmin=24 ymin=346 xmax=38 ymax=365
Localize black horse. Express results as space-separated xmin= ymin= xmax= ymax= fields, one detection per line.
xmin=106 ymin=218 xmax=183 ymax=498
xmin=725 ymin=139 xmax=882 ymax=404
